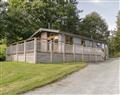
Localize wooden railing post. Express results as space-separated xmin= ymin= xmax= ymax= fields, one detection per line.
xmin=24 ymin=41 xmax=26 ymax=62
xmin=82 ymin=46 xmax=84 ymax=62
xmin=62 ymin=42 xmax=65 ymax=62
xmin=34 ymin=38 xmax=37 ymax=63
xmin=95 ymin=48 xmax=97 ymax=62
xmin=73 ymin=44 xmax=75 ymax=62
xmin=50 ymin=40 xmax=53 ymax=63
xmin=16 ymin=43 xmax=18 ymax=61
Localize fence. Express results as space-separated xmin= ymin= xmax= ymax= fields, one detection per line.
xmin=6 ymin=38 xmax=106 ymax=63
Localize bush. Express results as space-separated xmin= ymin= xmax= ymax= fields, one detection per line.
xmin=114 ymin=52 xmax=120 ymax=57
xmin=0 ymin=44 xmax=6 ymax=61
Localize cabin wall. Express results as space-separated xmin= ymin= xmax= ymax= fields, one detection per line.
xmin=58 ymin=34 xmax=65 ymax=53
xmin=73 ymin=37 xmax=81 ymax=53
xmin=73 ymin=37 xmax=81 ymax=44
xmin=40 ymin=32 xmax=48 ymax=52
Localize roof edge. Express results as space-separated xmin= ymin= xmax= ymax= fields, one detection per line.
xmin=29 ymin=28 xmax=60 ymax=39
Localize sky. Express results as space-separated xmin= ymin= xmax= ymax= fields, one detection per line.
xmin=77 ymin=0 xmax=120 ymax=30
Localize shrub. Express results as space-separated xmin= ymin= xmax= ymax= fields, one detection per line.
xmin=0 ymin=44 xmax=6 ymax=61
xmin=114 ymin=52 xmax=120 ymax=57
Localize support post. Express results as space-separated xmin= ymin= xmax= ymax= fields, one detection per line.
xmin=95 ymin=47 xmax=97 ymax=62
xmin=103 ymin=44 xmax=106 ymax=60
xmin=50 ymin=40 xmax=53 ymax=63
xmin=34 ymin=38 xmax=37 ymax=63
xmin=16 ymin=43 xmax=18 ymax=61
xmin=82 ymin=46 xmax=84 ymax=62
xmin=24 ymin=41 xmax=26 ymax=62
xmin=73 ymin=44 xmax=76 ymax=62
xmin=106 ymin=44 xmax=109 ymax=59
xmin=62 ymin=42 xmax=65 ymax=62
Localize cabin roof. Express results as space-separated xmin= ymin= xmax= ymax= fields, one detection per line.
xmin=29 ymin=28 xmax=105 ymax=44
xmin=29 ymin=28 xmax=60 ymax=39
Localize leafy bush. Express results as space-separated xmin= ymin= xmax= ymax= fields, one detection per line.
xmin=114 ymin=52 xmax=120 ymax=57
xmin=0 ymin=44 xmax=6 ymax=61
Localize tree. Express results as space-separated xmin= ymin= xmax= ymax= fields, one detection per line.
xmin=109 ymin=11 xmax=120 ymax=57
xmin=79 ymin=12 xmax=109 ymax=42
xmin=0 ymin=0 xmax=8 ymax=40
xmin=54 ymin=0 xmax=80 ymax=34
xmin=5 ymin=0 xmax=47 ymax=44
xmin=116 ymin=11 xmax=120 ymax=34
xmin=4 ymin=0 xmax=80 ymax=44
xmin=114 ymin=11 xmax=120 ymax=53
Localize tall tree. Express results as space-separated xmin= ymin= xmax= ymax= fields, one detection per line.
xmin=79 ymin=12 xmax=109 ymax=42
xmin=116 ymin=11 xmax=120 ymax=34
xmin=4 ymin=0 xmax=80 ymax=44
xmin=0 ymin=0 xmax=8 ymax=40
xmin=6 ymin=0 xmax=45 ymax=43
xmin=54 ymin=0 xmax=80 ymax=33
xmin=114 ymin=11 xmax=120 ymax=53
xmin=109 ymin=11 xmax=120 ymax=57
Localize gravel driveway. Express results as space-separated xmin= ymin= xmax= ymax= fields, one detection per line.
xmin=23 ymin=58 xmax=120 ymax=95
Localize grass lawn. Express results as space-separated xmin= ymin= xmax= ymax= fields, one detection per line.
xmin=0 ymin=62 xmax=86 ymax=95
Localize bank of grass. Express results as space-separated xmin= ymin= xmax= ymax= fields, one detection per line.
xmin=0 ymin=61 xmax=86 ymax=95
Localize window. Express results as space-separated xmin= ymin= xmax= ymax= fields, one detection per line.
xmin=47 ymin=33 xmax=58 ymax=42
xmin=54 ymin=36 xmax=58 ymax=43
xmin=65 ymin=35 xmax=73 ymax=44
xmin=81 ymin=39 xmax=85 ymax=46
xmin=97 ymin=43 xmax=102 ymax=48
xmin=47 ymin=33 xmax=59 ymax=51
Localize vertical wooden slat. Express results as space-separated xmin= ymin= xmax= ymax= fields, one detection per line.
xmin=62 ymin=42 xmax=65 ymax=62
xmin=24 ymin=41 xmax=26 ymax=62
xmin=50 ymin=40 xmax=53 ymax=63
xmin=82 ymin=46 xmax=84 ymax=62
xmin=73 ymin=44 xmax=75 ymax=62
xmin=16 ymin=43 xmax=18 ymax=61
xmin=34 ymin=38 xmax=37 ymax=63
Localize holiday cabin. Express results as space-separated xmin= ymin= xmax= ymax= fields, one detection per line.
xmin=6 ymin=28 xmax=108 ymax=63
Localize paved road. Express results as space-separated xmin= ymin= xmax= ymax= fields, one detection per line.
xmin=23 ymin=58 xmax=120 ymax=95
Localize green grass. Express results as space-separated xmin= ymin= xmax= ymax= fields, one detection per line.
xmin=0 ymin=62 xmax=86 ymax=95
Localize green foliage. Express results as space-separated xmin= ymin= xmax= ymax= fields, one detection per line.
xmin=116 ymin=11 xmax=120 ymax=34
xmin=0 ymin=62 xmax=86 ymax=95
xmin=79 ymin=12 xmax=109 ymax=42
xmin=0 ymin=44 xmax=6 ymax=61
xmin=0 ymin=0 xmax=110 ymax=46
xmin=6 ymin=0 xmax=45 ymax=43
xmin=1 ymin=0 xmax=80 ymax=44
xmin=114 ymin=11 xmax=120 ymax=56
xmin=0 ymin=0 xmax=8 ymax=40
xmin=109 ymin=11 xmax=120 ymax=57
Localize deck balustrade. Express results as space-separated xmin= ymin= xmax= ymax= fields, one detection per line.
xmin=6 ymin=38 xmax=106 ymax=63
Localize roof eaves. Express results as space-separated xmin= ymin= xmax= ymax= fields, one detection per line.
xmin=29 ymin=28 xmax=60 ymax=39
xmin=29 ymin=28 xmax=42 ymax=39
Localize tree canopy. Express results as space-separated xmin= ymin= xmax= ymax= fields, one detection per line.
xmin=79 ymin=12 xmax=109 ymax=42
xmin=2 ymin=0 xmax=80 ymax=44
xmin=114 ymin=11 xmax=120 ymax=53
xmin=109 ymin=11 xmax=120 ymax=57
xmin=0 ymin=0 xmax=109 ymax=45
xmin=0 ymin=0 xmax=8 ymax=40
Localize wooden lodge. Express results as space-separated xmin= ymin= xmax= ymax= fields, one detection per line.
xmin=6 ymin=28 xmax=109 ymax=63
